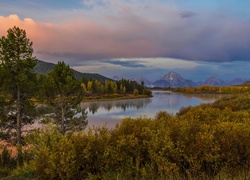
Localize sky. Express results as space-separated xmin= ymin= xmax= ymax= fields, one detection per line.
xmin=0 ymin=0 xmax=250 ymax=82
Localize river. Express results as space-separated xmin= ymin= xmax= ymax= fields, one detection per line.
xmin=81 ymin=91 xmax=223 ymax=128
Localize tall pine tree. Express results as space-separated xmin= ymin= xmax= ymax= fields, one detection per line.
xmin=0 ymin=26 xmax=37 ymax=144
xmin=40 ymin=61 xmax=87 ymax=134
xmin=0 ymin=26 xmax=37 ymax=167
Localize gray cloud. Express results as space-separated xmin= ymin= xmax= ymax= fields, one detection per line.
xmin=100 ymin=59 xmax=148 ymax=68
xmin=179 ymin=11 xmax=196 ymax=18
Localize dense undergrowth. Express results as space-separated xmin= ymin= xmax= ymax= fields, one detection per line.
xmin=2 ymin=94 xmax=250 ymax=179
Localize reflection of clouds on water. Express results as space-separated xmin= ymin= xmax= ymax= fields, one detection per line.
xmin=82 ymin=91 xmax=222 ymax=128
xmin=151 ymin=91 xmax=194 ymax=112
xmin=152 ymin=91 xmax=222 ymax=111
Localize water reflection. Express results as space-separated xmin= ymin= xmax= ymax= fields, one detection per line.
xmin=182 ymin=93 xmax=224 ymax=101
xmin=81 ymin=91 xmax=222 ymax=128
xmin=81 ymin=98 xmax=152 ymax=115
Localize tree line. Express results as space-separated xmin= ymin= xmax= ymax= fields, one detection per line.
xmin=81 ymin=78 xmax=152 ymax=96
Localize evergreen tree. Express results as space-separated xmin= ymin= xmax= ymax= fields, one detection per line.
xmin=0 ymin=26 xmax=37 ymax=144
xmin=40 ymin=61 xmax=87 ymax=134
xmin=0 ymin=26 xmax=37 ymax=167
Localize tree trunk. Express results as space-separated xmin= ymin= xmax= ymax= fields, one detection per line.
xmin=16 ymin=86 xmax=21 ymax=144
xmin=16 ymin=86 xmax=22 ymax=167
xmin=61 ymin=106 xmax=65 ymax=134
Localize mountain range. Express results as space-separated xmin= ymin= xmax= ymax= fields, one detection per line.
xmin=35 ymin=60 xmax=109 ymax=82
xmin=115 ymin=71 xmax=248 ymax=88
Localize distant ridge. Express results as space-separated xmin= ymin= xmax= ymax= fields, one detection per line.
xmin=35 ymin=60 xmax=55 ymax=74
xmin=35 ymin=60 xmax=110 ymax=82
xmin=203 ymin=77 xmax=226 ymax=86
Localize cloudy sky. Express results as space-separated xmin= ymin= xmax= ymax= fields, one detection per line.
xmin=0 ymin=0 xmax=250 ymax=81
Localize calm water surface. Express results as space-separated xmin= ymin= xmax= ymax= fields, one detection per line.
xmin=81 ymin=91 xmax=223 ymax=128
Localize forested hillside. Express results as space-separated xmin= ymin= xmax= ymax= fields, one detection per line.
xmin=35 ymin=59 xmax=110 ymax=82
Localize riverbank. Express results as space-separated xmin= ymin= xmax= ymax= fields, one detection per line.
xmin=161 ymin=84 xmax=250 ymax=94
xmin=82 ymin=93 xmax=152 ymax=102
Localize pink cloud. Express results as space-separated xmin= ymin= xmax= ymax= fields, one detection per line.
xmin=0 ymin=14 xmax=168 ymax=62
xmin=0 ymin=15 xmax=55 ymax=53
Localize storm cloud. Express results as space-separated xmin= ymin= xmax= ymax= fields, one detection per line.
xmin=101 ymin=59 xmax=148 ymax=68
